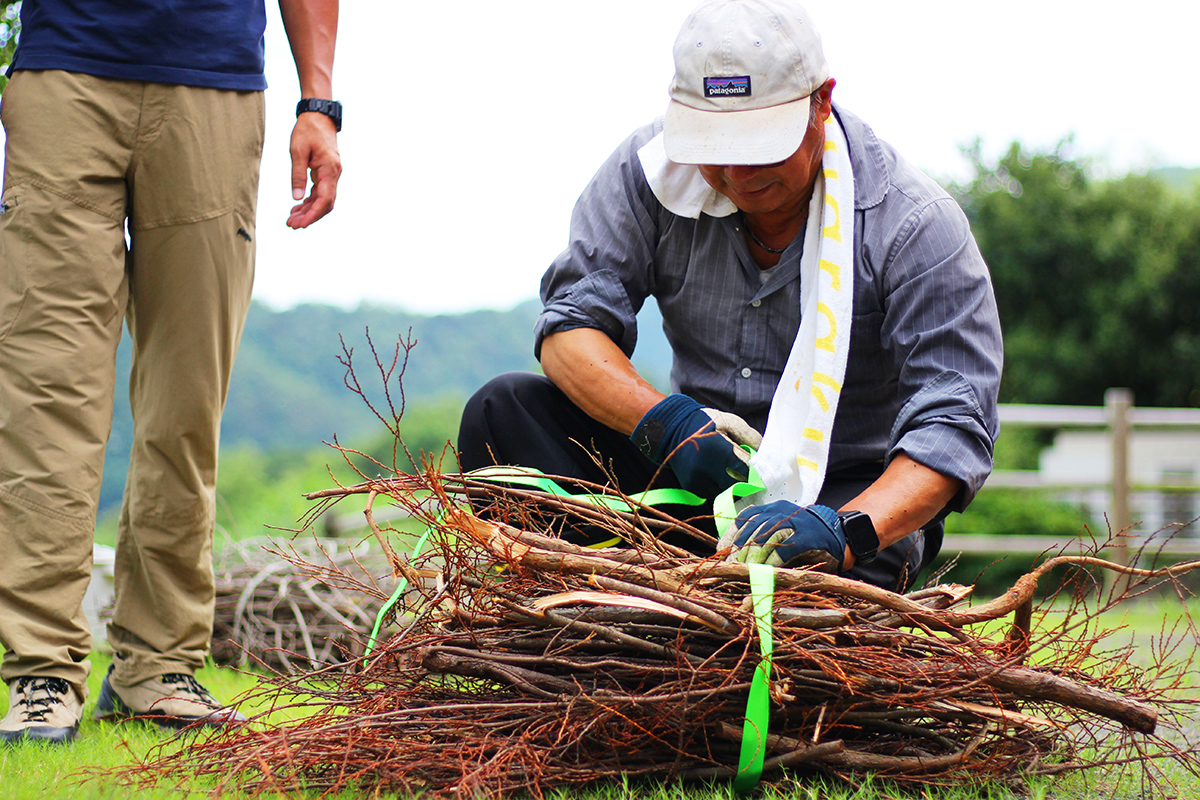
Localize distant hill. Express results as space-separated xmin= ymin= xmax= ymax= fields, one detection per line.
xmin=99 ymin=298 xmax=673 ymax=512
xmin=1148 ymin=166 xmax=1200 ymax=194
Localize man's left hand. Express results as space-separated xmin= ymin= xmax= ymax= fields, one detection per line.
xmin=287 ymin=112 xmax=341 ymax=229
xmin=730 ymin=501 xmax=846 ymax=571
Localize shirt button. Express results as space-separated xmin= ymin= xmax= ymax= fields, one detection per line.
xmin=740 ymin=367 xmax=752 ymax=378
xmin=751 ymin=299 xmax=762 ymax=308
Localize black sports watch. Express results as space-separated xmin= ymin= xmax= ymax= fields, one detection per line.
xmin=296 ymin=98 xmax=342 ymax=132
xmin=837 ymin=510 xmax=879 ymax=565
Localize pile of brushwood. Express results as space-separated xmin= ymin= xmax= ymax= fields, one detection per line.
xmin=123 ymin=466 xmax=1200 ymax=798
xmin=210 ymin=535 xmax=393 ymax=671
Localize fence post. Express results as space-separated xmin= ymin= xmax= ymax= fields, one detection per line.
xmin=1105 ymin=388 xmax=1133 ymax=596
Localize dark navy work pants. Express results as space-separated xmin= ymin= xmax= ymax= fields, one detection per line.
xmin=458 ymin=372 xmax=936 ymax=591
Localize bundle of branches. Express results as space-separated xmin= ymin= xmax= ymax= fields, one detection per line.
xmin=121 ymin=466 xmax=1200 ymax=799
xmin=210 ymin=535 xmax=395 ymax=671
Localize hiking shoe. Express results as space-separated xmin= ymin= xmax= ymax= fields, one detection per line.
xmin=1 ymin=676 xmax=83 ymax=745
xmin=94 ymin=667 xmax=246 ymax=730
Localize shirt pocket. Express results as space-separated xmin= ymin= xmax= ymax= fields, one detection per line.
xmin=844 ymin=309 xmax=895 ymax=405
xmin=848 ymin=309 xmax=885 ymax=361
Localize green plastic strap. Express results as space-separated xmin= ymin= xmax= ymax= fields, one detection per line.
xmin=474 ymin=461 xmax=781 ymax=790
xmin=363 ymin=520 xmax=434 ymax=659
xmin=733 ymin=562 xmax=776 ymax=793
xmin=468 ymin=466 xmax=707 ymax=515
xmin=363 ymin=469 xmax=710 ymax=657
xmin=712 ymin=479 xmax=763 ymax=540
xmin=362 ymin=465 xmax=777 ymax=791
xmin=713 ymin=454 xmax=765 ymax=541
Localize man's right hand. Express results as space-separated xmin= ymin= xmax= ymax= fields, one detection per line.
xmin=286 ymin=111 xmax=341 ymax=229
xmin=631 ymin=394 xmax=760 ymax=498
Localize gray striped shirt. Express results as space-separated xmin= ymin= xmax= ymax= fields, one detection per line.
xmin=535 ymin=105 xmax=1003 ymax=510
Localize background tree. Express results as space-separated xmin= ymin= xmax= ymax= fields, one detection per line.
xmin=956 ymin=142 xmax=1200 ymax=408
xmin=0 ymin=1 xmax=18 ymax=93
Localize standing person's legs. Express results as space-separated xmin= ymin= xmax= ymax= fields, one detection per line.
xmin=0 ymin=71 xmax=137 ymax=734
xmin=104 ymin=83 xmax=263 ymax=693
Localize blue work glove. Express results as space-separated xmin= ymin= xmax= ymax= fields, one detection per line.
xmin=631 ymin=394 xmax=760 ymax=498
xmin=730 ymin=501 xmax=846 ymax=571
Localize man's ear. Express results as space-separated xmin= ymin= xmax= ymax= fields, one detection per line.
xmin=815 ymin=78 xmax=836 ymax=120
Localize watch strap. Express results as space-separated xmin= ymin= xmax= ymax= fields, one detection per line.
xmin=296 ymin=98 xmax=342 ymax=132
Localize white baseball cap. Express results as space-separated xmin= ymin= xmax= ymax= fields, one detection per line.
xmin=663 ymin=0 xmax=829 ymax=165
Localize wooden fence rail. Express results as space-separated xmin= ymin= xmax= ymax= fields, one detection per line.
xmin=325 ymin=389 xmax=1200 ymax=568
xmin=943 ymin=388 xmax=1200 ymax=566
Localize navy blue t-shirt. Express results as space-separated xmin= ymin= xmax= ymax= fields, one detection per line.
xmin=11 ymin=0 xmax=268 ymax=90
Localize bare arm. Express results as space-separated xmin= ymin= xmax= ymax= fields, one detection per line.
xmin=278 ymin=0 xmax=341 ymax=228
xmin=544 ymin=331 xmax=960 ymax=566
xmin=540 ymin=328 xmax=665 ymax=435
xmin=839 ymin=453 xmax=962 ymax=569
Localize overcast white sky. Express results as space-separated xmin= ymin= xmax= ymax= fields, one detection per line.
xmin=126 ymin=2 xmax=1200 ymax=314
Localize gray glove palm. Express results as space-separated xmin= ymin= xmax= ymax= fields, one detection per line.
xmin=702 ymin=408 xmax=762 ymax=469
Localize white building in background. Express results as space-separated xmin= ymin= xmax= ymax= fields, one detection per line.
xmin=1038 ymin=430 xmax=1199 ymax=537
xmin=85 ymin=544 xmax=116 ymax=644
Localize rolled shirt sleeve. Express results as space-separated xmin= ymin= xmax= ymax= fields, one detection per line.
xmin=869 ymin=195 xmax=1002 ymax=511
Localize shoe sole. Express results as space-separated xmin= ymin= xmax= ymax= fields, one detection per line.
xmin=0 ymin=724 xmax=79 ymax=745
xmin=94 ymin=675 xmax=242 ymax=731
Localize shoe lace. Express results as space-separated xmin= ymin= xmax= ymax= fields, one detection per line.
xmin=159 ymin=673 xmax=218 ymax=705
xmin=14 ymin=677 xmax=71 ymax=723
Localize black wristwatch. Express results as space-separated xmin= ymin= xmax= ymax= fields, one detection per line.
xmin=296 ymin=98 xmax=342 ymax=132
xmin=838 ymin=510 xmax=879 ymax=565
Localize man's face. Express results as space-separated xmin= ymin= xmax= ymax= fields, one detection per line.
xmin=696 ymin=84 xmax=833 ymax=219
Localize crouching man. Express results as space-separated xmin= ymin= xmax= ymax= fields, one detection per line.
xmin=458 ymin=0 xmax=1002 ymax=592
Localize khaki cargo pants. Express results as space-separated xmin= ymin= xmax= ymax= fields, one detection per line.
xmin=0 ymin=70 xmax=264 ymax=697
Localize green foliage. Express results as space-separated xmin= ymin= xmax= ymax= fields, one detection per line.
xmin=221 ymin=299 xmax=542 ymax=450
xmin=946 ymin=488 xmax=1090 ymax=540
xmin=939 ymin=440 xmax=1094 ymax=596
xmin=955 ymin=141 xmax=1200 ymax=408
xmin=0 ymin=2 xmax=19 ymax=93
xmin=211 ymin=445 xmax=362 ymax=538
xmin=938 ymin=487 xmax=1091 ymax=595
xmin=94 ymin=444 xmax=349 ymax=546
xmin=97 ymin=396 xmax=467 ymax=545
xmin=99 ymin=300 xmax=544 ymax=514
xmin=393 ymin=395 xmax=466 ymax=472
xmin=992 ymin=424 xmax=1050 ymax=472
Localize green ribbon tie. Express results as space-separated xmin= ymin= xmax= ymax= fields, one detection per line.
xmin=733 ymin=561 xmax=775 ymax=793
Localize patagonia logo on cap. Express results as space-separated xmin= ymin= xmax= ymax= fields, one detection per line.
xmin=704 ymin=76 xmax=751 ymax=98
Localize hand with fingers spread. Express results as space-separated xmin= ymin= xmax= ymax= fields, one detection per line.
xmin=631 ymin=394 xmax=761 ymax=498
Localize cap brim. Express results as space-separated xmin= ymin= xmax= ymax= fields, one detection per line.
xmin=663 ymin=95 xmax=811 ymax=166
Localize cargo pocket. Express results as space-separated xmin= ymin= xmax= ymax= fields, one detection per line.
xmin=0 ymin=186 xmax=27 ymax=342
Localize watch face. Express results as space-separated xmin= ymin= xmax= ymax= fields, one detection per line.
xmin=840 ymin=511 xmax=878 ymax=560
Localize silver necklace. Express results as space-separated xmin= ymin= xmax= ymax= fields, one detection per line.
xmin=745 ymin=222 xmax=787 ymax=255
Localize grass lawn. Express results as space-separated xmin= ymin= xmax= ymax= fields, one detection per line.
xmin=0 ymin=653 xmax=278 ymax=799
xmin=3 ymin=597 xmax=1196 ymax=799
